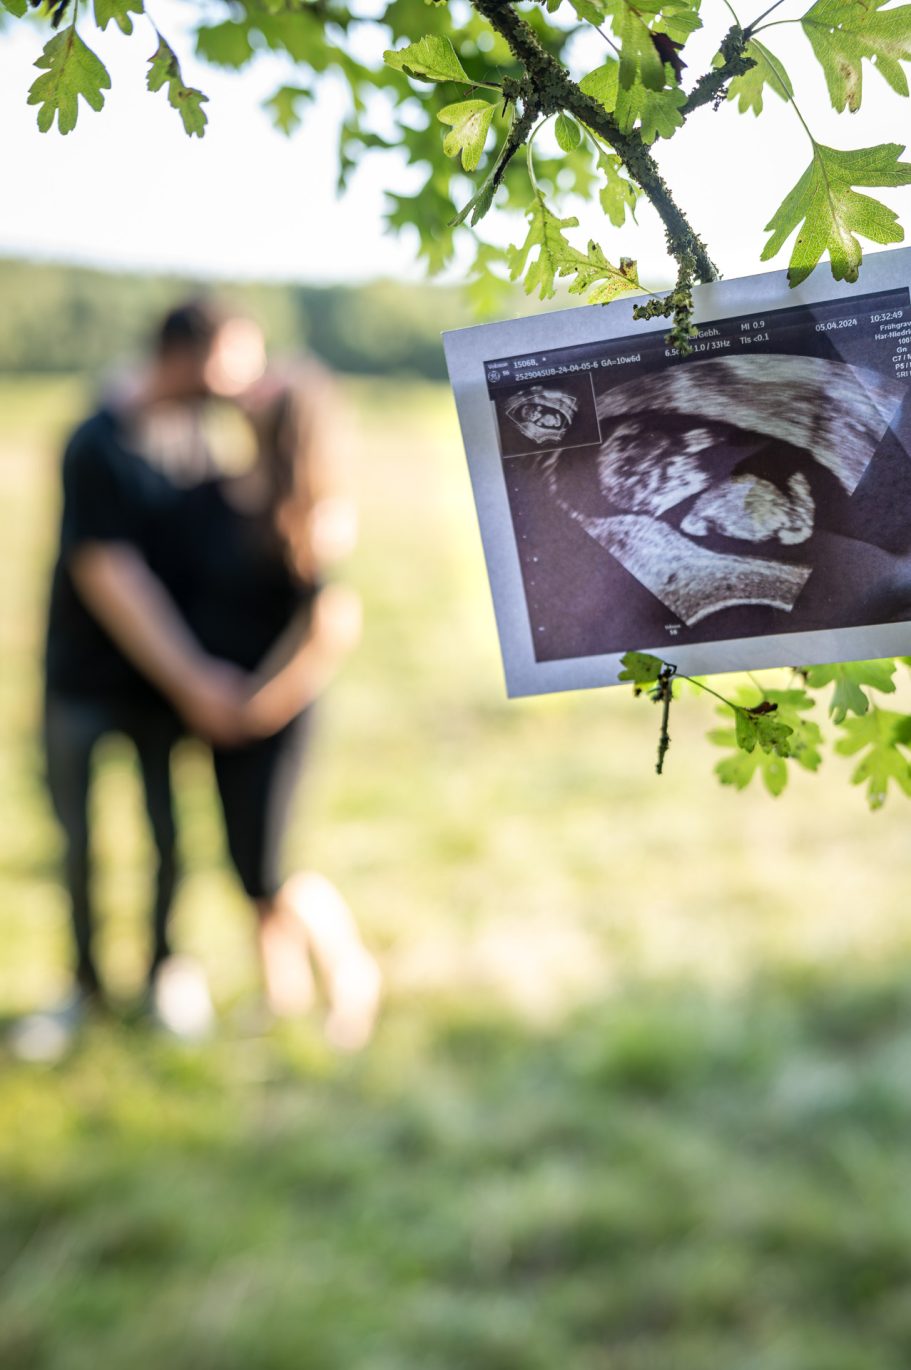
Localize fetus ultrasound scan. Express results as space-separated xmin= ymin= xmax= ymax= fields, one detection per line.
xmin=446 ymin=253 xmax=911 ymax=695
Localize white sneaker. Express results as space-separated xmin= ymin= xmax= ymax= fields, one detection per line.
xmin=150 ymin=956 xmax=215 ymax=1042
xmin=8 ymin=987 xmax=94 ymax=1063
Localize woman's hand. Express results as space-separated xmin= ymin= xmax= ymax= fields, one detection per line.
xmin=174 ymin=659 xmax=253 ymax=747
xmin=241 ymin=685 xmax=295 ymax=740
xmin=241 ymin=585 xmax=363 ymax=739
xmin=312 ymin=583 xmax=362 ymax=656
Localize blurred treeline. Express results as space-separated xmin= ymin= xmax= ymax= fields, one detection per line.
xmin=0 ymin=257 xmax=472 ymax=380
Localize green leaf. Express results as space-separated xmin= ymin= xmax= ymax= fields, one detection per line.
xmin=264 ymin=85 xmax=312 ymax=136
xmin=734 ymin=706 xmax=794 ymax=757
xmin=834 ymin=708 xmax=911 ymax=808
xmin=561 ymin=243 xmax=641 ymax=303
xmin=507 ymin=194 xmax=580 ymax=300
xmin=573 ymin=0 xmax=698 ymax=82
xmin=555 ymin=112 xmax=582 ymax=152
xmin=507 ymin=186 xmax=641 ymax=304
xmin=761 ymin=142 xmax=911 ymax=285
xmin=465 ymin=241 xmax=514 ymax=317
xmin=580 ymin=62 xmax=619 ymax=107
xmin=711 ymin=737 xmax=790 ymax=795
xmin=450 ymin=110 xmax=521 ymax=229
xmin=655 ymin=2 xmax=703 ymax=43
xmin=93 ymin=0 xmax=142 ymax=34
xmin=28 ymin=26 xmax=110 ymax=135
xmin=147 ymin=36 xmax=208 ymax=138
xmin=759 ymin=688 xmax=823 ymax=770
xmin=580 ymin=59 xmax=685 ymax=141
xmin=710 ymin=688 xmax=819 ymax=795
xmin=253 ymin=11 xmax=328 ymax=64
xmin=386 ymin=170 xmax=458 ymax=274
xmin=619 ymin=75 xmax=686 ymax=142
xmin=801 ymin=0 xmax=911 ymax=113
xmin=195 ymin=21 xmax=255 ymax=69
xmin=437 ymin=99 xmax=495 ymax=171
xmin=603 ymin=0 xmax=667 ymax=90
xmin=570 ymin=0 xmax=609 ymax=21
xmin=596 ymin=151 xmax=640 ymax=226
xmin=0 ymin=0 xmax=28 ymax=16
xmin=450 ymin=173 xmax=498 ymax=228
xmin=383 ymin=35 xmax=471 ymax=85
xmin=804 ymin=659 xmax=897 ymax=722
xmin=619 ymin=651 xmax=666 ymax=685
xmin=726 ymin=38 xmax=793 ymax=115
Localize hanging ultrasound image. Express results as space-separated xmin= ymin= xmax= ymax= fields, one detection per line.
xmin=445 ymin=255 xmax=911 ymax=694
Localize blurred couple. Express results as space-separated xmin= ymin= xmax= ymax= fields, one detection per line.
xmin=16 ymin=299 xmax=381 ymax=1060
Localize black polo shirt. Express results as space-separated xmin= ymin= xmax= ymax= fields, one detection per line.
xmin=44 ymin=408 xmax=179 ymax=702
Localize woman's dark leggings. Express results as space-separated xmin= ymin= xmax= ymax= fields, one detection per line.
xmin=44 ymin=693 xmax=182 ymax=993
xmin=212 ymin=709 xmax=313 ymax=903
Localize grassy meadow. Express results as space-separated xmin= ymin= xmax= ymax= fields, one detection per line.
xmin=2 ymin=375 xmax=911 ymax=1368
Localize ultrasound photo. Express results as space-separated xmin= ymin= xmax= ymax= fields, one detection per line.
xmin=493 ymin=371 xmax=601 ymax=457
xmin=444 ymin=256 xmax=911 ymax=693
xmin=497 ymin=352 xmax=909 ymax=663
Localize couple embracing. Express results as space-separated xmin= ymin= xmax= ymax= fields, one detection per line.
xmin=20 ymin=299 xmax=380 ymax=1059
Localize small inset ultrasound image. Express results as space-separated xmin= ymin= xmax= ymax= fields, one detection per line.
xmin=492 ymin=371 xmax=601 ymax=458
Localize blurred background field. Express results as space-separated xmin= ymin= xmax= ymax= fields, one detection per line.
xmin=4 ymin=320 xmax=911 ymax=1367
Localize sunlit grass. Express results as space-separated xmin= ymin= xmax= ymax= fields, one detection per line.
xmin=3 ymin=375 xmax=911 ymax=1368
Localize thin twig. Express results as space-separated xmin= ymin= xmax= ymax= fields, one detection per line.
xmin=656 ymin=668 xmax=675 ymax=774
xmin=595 ymin=23 xmax=621 ymax=55
xmin=744 ymin=0 xmax=789 ymax=33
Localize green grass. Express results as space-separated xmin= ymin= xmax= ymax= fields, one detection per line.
xmin=3 ymin=375 xmax=911 ymax=1368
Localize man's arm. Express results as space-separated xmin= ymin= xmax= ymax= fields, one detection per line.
xmin=71 ymin=542 xmax=251 ymax=746
xmin=241 ymin=584 xmax=362 ymax=739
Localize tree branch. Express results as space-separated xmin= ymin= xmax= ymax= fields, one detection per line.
xmin=681 ymin=23 xmax=755 ymax=117
xmin=470 ymin=0 xmax=718 ymax=282
xmin=488 ymin=88 xmax=540 ymax=199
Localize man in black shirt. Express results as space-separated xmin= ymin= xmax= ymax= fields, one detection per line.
xmin=23 ymin=301 xmax=266 ymax=1057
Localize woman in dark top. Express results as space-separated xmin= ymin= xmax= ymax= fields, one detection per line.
xmin=170 ymin=364 xmax=380 ymax=1049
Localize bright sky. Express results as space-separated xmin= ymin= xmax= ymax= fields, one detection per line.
xmin=1 ymin=2 xmax=909 ymax=288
